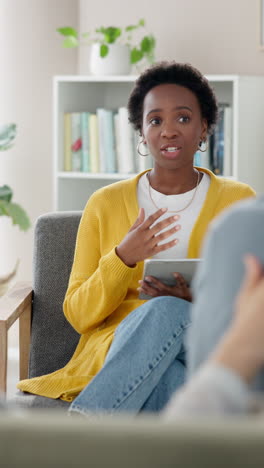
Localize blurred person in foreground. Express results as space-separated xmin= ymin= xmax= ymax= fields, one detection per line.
xmin=164 ymin=195 xmax=264 ymax=418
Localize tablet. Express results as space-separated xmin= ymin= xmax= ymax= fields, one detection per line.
xmin=139 ymin=258 xmax=201 ymax=300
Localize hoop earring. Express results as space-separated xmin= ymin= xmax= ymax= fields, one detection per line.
xmin=137 ymin=139 xmax=150 ymax=157
xmin=198 ymin=140 xmax=208 ymax=153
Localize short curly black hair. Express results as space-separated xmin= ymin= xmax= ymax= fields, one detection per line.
xmin=128 ymin=61 xmax=218 ymax=135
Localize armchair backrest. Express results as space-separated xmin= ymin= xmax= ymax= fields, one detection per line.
xmin=29 ymin=212 xmax=82 ymax=378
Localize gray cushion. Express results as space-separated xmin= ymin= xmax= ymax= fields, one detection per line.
xmin=13 ymin=392 xmax=71 ymax=409
xmin=28 ymin=211 xmax=82 ymax=378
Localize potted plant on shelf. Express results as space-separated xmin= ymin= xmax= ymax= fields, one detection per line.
xmin=0 ymin=123 xmax=31 ymax=295
xmin=57 ymin=18 xmax=156 ymax=75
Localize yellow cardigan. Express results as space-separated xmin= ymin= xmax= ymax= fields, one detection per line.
xmin=17 ymin=168 xmax=255 ymax=401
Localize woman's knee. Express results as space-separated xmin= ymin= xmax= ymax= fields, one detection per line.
xmin=107 ymin=297 xmax=191 ymax=367
xmin=143 ymin=296 xmax=191 ymax=327
xmin=128 ymin=296 xmax=191 ymax=335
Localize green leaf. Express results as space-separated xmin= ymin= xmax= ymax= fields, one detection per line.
xmin=140 ymin=35 xmax=155 ymax=54
xmin=103 ymin=27 xmax=121 ymax=43
xmin=0 ymin=204 xmax=6 ymax=216
xmin=0 ymin=185 xmax=12 ymax=203
xmin=0 ymin=123 xmax=16 ymax=151
xmin=96 ymin=27 xmax=106 ymax=34
xmin=0 ymin=200 xmax=31 ymax=231
xmin=125 ymin=19 xmax=145 ymax=32
xmin=100 ymin=44 xmax=109 ymax=57
xmin=130 ymin=47 xmax=143 ymax=64
xmin=63 ymin=36 xmax=79 ymax=48
xmin=125 ymin=24 xmax=138 ymax=32
xmin=96 ymin=26 xmax=121 ymax=43
xmin=56 ymin=27 xmax=78 ymax=38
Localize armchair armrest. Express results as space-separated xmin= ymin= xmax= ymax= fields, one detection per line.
xmin=0 ymin=282 xmax=33 ymax=395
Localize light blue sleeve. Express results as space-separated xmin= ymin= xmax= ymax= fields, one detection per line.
xmin=162 ymin=363 xmax=252 ymax=419
xmin=186 ymin=195 xmax=264 ymax=391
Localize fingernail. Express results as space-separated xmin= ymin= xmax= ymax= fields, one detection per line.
xmin=161 ymin=207 xmax=167 ymax=212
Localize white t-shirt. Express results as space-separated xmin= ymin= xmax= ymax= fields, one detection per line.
xmin=137 ymin=171 xmax=210 ymax=258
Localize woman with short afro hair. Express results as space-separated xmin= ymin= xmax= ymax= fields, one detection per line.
xmin=128 ymin=61 xmax=218 ymax=135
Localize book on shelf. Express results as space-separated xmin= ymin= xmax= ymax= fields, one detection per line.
xmin=81 ymin=112 xmax=90 ymax=172
xmin=210 ymin=106 xmax=224 ymax=175
xmin=104 ymin=110 xmax=117 ymax=173
xmin=210 ymin=104 xmax=232 ymax=176
xmin=113 ymin=112 xmax=121 ymax=172
xmin=63 ymin=113 xmax=72 ymax=171
xmin=97 ymin=108 xmax=117 ymax=173
xmin=71 ymin=112 xmax=82 ymax=172
xmin=223 ymin=106 xmax=232 ymax=176
xmin=89 ymin=114 xmax=100 ymax=173
xmin=96 ymin=108 xmax=107 ymax=173
xmin=115 ymin=107 xmax=136 ymax=173
xmin=194 ymin=103 xmax=232 ymax=177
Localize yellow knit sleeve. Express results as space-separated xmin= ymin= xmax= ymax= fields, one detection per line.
xmin=216 ymin=182 xmax=256 ymax=214
xmin=63 ymin=191 xmax=138 ymax=334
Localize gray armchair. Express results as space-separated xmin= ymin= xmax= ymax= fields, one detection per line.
xmin=0 ymin=211 xmax=82 ymax=397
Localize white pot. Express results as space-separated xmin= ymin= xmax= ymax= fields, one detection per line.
xmin=89 ymin=43 xmax=131 ymax=76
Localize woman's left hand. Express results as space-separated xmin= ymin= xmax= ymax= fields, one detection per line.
xmin=138 ymin=272 xmax=192 ymax=302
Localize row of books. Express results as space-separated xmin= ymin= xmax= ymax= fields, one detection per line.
xmin=194 ymin=104 xmax=232 ymax=176
xmin=63 ymin=108 xmax=152 ymax=175
xmin=63 ymin=103 xmax=232 ymax=176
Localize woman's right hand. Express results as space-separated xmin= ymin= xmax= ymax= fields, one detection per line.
xmin=116 ymin=208 xmax=181 ymax=267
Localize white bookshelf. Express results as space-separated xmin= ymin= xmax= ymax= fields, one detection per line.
xmin=53 ymin=74 xmax=264 ymax=211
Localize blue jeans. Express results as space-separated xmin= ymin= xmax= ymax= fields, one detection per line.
xmin=69 ymin=296 xmax=191 ymax=416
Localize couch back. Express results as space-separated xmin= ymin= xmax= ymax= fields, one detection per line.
xmin=2 ymin=413 xmax=264 ymax=468
xmin=29 ymin=212 xmax=82 ymax=378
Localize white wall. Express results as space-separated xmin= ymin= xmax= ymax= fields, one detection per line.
xmin=1 ymin=0 xmax=264 ymax=284
xmin=0 ymin=0 xmax=78 ymax=282
xmin=79 ymin=0 xmax=264 ymax=75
